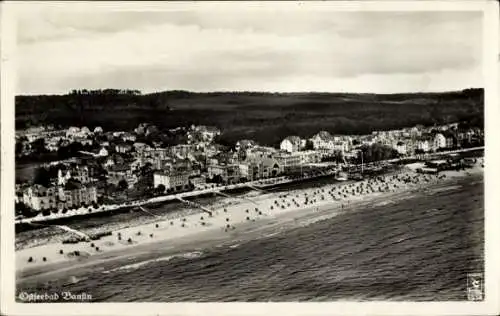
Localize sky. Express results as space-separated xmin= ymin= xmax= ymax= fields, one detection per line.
xmin=15 ymin=5 xmax=483 ymax=95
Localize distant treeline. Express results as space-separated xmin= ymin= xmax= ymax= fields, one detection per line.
xmin=16 ymin=88 xmax=484 ymax=146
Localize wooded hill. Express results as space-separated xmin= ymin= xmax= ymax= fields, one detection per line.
xmin=16 ymin=88 xmax=484 ymax=146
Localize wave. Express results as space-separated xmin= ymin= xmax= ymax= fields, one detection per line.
xmin=102 ymin=251 xmax=204 ymax=274
xmin=64 ymin=275 xmax=87 ymax=285
xmin=263 ymin=232 xmax=279 ymax=238
xmin=373 ymin=200 xmax=395 ymax=207
xmin=182 ymin=251 xmax=203 ymax=259
xmin=20 ymin=176 xmax=483 ymax=302
xmin=429 ymin=185 xmax=462 ymax=194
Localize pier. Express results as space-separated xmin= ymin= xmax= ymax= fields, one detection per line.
xmin=137 ymin=206 xmax=160 ymax=218
xmin=176 ymin=197 xmax=214 ymax=216
xmin=246 ymin=184 xmax=266 ymax=192
xmin=213 ymin=191 xmax=259 ymax=205
xmin=28 ymin=222 xmax=91 ymax=241
xmin=56 ymin=225 xmax=91 ymax=241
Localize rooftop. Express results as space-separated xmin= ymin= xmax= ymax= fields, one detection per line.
xmin=283 ymin=135 xmax=302 ymax=144
xmin=314 ymin=131 xmax=334 ymax=141
xmin=64 ymin=180 xmax=83 ymax=190
xmin=109 ymin=164 xmax=130 ymax=172
xmin=155 ymin=170 xmax=191 ymax=177
xmin=429 ymin=160 xmax=448 ymax=164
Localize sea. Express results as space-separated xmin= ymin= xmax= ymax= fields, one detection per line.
xmin=16 ymin=173 xmax=484 ymax=302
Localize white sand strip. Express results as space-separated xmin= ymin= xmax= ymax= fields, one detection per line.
xmin=16 ymin=164 xmax=483 ymax=273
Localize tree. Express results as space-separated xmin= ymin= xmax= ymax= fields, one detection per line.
xmin=68 ymin=142 xmax=84 ymax=154
xmin=210 ymin=174 xmax=223 ymax=184
xmin=305 ymin=139 xmax=315 ymax=150
xmin=33 ymin=167 xmax=51 ymax=187
xmin=15 ymin=202 xmax=39 ymax=218
xmin=31 ymin=138 xmax=46 ymax=153
xmin=333 ymin=150 xmax=344 ymax=164
xmin=155 ymin=184 xmax=166 ymax=195
xmin=15 ymin=140 xmax=24 ymax=156
xmin=105 ymin=183 xmax=117 ymax=196
xmin=357 ymin=143 xmax=398 ymax=163
xmin=118 ymin=179 xmax=128 ymax=191
xmin=140 ymin=162 xmax=153 ymax=177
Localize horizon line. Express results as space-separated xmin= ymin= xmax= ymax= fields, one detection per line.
xmin=16 ymin=87 xmax=484 ymax=97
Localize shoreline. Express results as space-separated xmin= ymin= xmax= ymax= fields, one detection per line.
xmin=15 ymin=176 xmax=293 ymax=225
xmin=16 ymin=164 xmax=484 ymax=284
xmin=14 ymin=172 xmax=377 ymax=251
xmin=16 ymin=146 xmax=484 ymax=226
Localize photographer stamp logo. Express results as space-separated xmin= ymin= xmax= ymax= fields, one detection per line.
xmin=467 ymin=273 xmax=484 ymax=301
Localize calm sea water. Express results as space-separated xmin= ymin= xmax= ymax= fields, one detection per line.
xmin=17 ymin=174 xmax=483 ymax=302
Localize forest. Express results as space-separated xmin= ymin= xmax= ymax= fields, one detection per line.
xmin=16 ymin=88 xmax=484 ymax=146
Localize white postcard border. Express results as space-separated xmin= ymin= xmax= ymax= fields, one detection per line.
xmin=1 ymin=1 xmax=499 ymax=315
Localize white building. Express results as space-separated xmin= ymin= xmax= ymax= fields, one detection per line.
xmin=416 ymin=139 xmax=431 ymax=152
xmin=445 ymin=134 xmax=457 ymax=148
xmin=273 ymin=152 xmax=302 ymax=170
xmin=45 ymin=137 xmax=64 ymax=152
xmin=410 ymin=126 xmax=422 ymax=138
xmin=433 ymin=133 xmax=446 ymax=150
xmin=57 ymin=184 xmax=97 ymax=210
xmin=332 ymin=141 xmax=349 ymax=153
xmin=65 ymin=126 xmax=93 ymax=139
xmin=153 ymin=171 xmax=191 ymax=192
xmin=297 ymin=150 xmax=324 ymax=164
xmin=133 ymin=142 xmax=152 ymax=153
xmin=23 ymin=183 xmax=97 ymax=211
xmin=75 ymin=138 xmax=93 ymax=146
xmin=280 ymin=136 xmax=303 ymax=153
xmin=115 ymin=143 xmax=133 ymax=153
xmin=57 ymin=166 xmax=90 ymax=186
xmin=80 ymin=126 xmax=91 ymax=136
xmin=395 ymin=142 xmax=407 ymax=155
xmin=107 ymin=164 xmax=138 ymax=187
xmin=311 ymin=131 xmax=335 ymax=150
xmin=192 ymin=125 xmax=221 ymax=140
xmin=66 ymin=127 xmax=81 ymax=138
xmin=121 ymin=133 xmax=137 ymax=142
xmin=97 ymin=147 xmax=109 ymax=157
xmin=236 ymin=139 xmax=257 ymax=151
xmin=22 ymin=185 xmax=58 ymax=211
xmin=207 ymin=163 xmax=241 ymax=183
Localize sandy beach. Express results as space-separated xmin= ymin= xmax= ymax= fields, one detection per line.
xmin=16 ymin=161 xmax=484 ymax=282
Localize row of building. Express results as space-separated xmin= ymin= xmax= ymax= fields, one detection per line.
xmin=22 ymin=183 xmax=98 ymax=212
xmin=20 ymin=166 xmax=97 ymax=212
xmin=17 ymin=121 xmax=484 ymax=212
xmin=279 ymin=124 xmax=482 ymax=156
xmin=151 ymin=145 xmax=331 ymax=192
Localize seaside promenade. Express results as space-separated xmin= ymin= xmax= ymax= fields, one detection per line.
xmin=16 ymin=146 xmax=483 ymax=225
xmin=16 ymin=176 xmax=291 ymax=225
